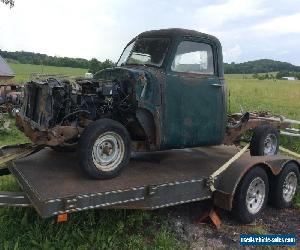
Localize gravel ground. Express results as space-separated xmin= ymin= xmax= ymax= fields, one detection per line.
xmin=161 ymin=200 xmax=300 ymax=249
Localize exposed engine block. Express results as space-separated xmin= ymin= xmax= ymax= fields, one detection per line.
xmin=20 ymin=78 xmax=134 ymax=131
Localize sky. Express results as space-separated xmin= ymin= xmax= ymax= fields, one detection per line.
xmin=0 ymin=0 xmax=300 ymax=65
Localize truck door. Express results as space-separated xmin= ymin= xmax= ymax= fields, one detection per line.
xmin=162 ymin=40 xmax=226 ymax=149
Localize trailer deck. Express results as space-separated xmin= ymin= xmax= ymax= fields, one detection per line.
xmin=1 ymin=145 xmax=298 ymax=221
xmin=2 ymin=146 xmax=239 ymax=217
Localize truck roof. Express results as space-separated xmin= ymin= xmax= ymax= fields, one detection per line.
xmin=136 ymin=28 xmax=221 ymax=45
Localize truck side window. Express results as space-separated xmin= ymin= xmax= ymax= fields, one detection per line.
xmin=171 ymin=41 xmax=214 ymax=75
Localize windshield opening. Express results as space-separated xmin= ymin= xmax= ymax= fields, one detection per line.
xmin=117 ymin=38 xmax=170 ymax=67
xmin=117 ymin=41 xmax=135 ymax=67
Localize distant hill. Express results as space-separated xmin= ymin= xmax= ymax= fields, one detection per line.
xmin=224 ymin=59 xmax=300 ymax=74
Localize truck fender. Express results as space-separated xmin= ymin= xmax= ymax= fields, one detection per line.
xmin=213 ymin=155 xmax=300 ymax=211
xmin=135 ymin=108 xmax=156 ymax=147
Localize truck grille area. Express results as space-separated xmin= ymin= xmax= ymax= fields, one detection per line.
xmin=21 ymin=79 xmax=71 ymax=131
xmin=24 ymin=84 xmax=44 ymax=124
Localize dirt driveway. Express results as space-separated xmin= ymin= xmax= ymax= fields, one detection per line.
xmin=162 ymin=200 xmax=299 ymax=249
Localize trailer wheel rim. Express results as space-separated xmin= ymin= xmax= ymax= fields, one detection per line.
xmin=263 ymin=134 xmax=277 ymax=155
xmin=246 ymin=177 xmax=266 ymax=214
xmin=282 ymin=172 xmax=297 ymax=203
xmin=92 ymin=132 xmax=125 ymax=172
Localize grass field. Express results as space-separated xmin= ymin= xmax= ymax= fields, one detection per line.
xmin=227 ymin=74 xmax=300 ymax=120
xmin=227 ymin=74 xmax=300 ymax=153
xmin=6 ymin=62 xmax=87 ymax=83
xmin=0 ymin=67 xmax=300 ymax=249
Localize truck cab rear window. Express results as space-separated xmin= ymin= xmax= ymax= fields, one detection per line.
xmin=171 ymin=41 xmax=214 ymax=75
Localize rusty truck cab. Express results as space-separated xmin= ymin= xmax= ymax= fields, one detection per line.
xmin=111 ymin=28 xmax=227 ymax=150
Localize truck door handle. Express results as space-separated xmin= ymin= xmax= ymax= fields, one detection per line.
xmin=212 ymin=84 xmax=222 ymax=87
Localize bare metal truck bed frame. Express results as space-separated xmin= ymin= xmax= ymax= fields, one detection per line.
xmin=0 ymin=145 xmax=298 ymax=220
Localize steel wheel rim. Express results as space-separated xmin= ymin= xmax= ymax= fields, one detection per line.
xmin=92 ymin=132 xmax=125 ymax=172
xmin=246 ymin=177 xmax=266 ymax=214
xmin=263 ymin=134 xmax=277 ymax=155
xmin=282 ymin=172 xmax=297 ymax=203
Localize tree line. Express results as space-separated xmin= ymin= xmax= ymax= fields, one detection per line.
xmin=252 ymin=71 xmax=299 ymax=80
xmin=0 ymin=49 xmax=114 ymax=74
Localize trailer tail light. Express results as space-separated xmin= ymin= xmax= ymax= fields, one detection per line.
xmin=57 ymin=213 xmax=68 ymax=223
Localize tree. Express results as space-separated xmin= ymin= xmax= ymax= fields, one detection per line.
xmin=101 ymin=59 xmax=114 ymax=70
xmin=276 ymin=71 xmax=290 ymax=79
xmin=1 ymin=0 xmax=14 ymax=8
xmin=88 ymin=58 xmax=100 ymax=74
xmin=88 ymin=58 xmax=114 ymax=74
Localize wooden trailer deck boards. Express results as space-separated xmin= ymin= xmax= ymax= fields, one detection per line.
xmin=7 ymin=146 xmax=238 ymax=217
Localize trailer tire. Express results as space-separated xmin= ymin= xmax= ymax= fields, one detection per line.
xmin=79 ymin=118 xmax=131 ymax=179
xmin=270 ymin=162 xmax=299 ymax=208
xmin=232 ymin=166 xmax=269 ymax=223
xmin=250 ymin=125 xmax=279 ymax=156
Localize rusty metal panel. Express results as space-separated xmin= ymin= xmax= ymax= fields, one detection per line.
xmin=162 ymin=35 xmax=226 ymax=149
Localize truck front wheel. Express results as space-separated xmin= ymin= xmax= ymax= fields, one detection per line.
xmin=79 ymin=118 xmax=131 ymax=179
xmin=250 ymin=125 xmax=279 ymax=156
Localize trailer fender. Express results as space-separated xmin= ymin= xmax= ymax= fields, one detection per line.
xmin=213 ymin=155 xmax=300 ymax=211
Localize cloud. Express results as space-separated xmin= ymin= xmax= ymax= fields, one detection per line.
xmin=223 ymin=45 xmax=242 ymax=63
xmin=0 ymin=0 xmax=300 ymax=65
xmin=0 ymin=0 xmax=122 ymax=60
xmin=252 ymin=12 xmax=300 ymax=34
xmin=194 ymin=0 xmax=267 ymax=30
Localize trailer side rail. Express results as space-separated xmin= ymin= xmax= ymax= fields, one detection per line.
xmin=0 ymin=192 xmax=31 ymax=207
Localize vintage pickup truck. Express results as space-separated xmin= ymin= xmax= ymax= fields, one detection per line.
xmin=16 ymin=28 xmax=290 ymax=179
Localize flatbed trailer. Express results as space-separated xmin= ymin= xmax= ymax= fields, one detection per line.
xmin=0 ymin=145 xmax=299 ymax=223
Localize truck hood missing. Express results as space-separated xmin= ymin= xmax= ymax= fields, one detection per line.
xmin=16 ymin=66 xmax=161 ymax=146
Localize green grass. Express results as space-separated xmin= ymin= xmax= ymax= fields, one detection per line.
xmin=248 ymin=226 xmax=270 ymax=235
xmin=6 ymin=62 xmax=88 ymax=83
xmin=227 ymin=74 xmax=300 ymax=153
xmin=1 ymin=70 xmax=300 ymax=248
xmin=0 ymin=208 xmax=183 ymax=249
xmin=227 ymin=75 xmax=300 ymax=153
xmin=0 ymin=117 xmax=29 ymax=147
xmin=227 ymin=75 xmax=300 ymax=119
